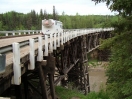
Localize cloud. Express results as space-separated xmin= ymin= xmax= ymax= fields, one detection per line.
xmin=0 ymin=0 xmax=115 ymax=15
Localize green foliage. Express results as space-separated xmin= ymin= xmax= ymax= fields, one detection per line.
xmin=99 ymin=18 xmax=132 ymax=99
xmin=55 ymin=86 xmax=85 ymax=99
xmin=0 ymin=21 xmax=3 ymax=30
xmin=93 ymin=0 xmax=132 ymax=99
xmin=0 ymin=10 xmax=118 ymax=30
xmin=105 ymin=32 xmax=132 ymax=99
xmin=92 ymin=0 xmax=132 ymax=16
xmin=88 ymin=59 xmax=103 ymax=68
xmin=56 ymin=86 xmax=109 ymax=99
xmin=87 ymin=91 xmax=109 ymax=99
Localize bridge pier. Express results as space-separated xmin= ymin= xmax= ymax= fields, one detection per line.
xmin=78 ymin=36 xmax=90 ymax=94
xmin=38 ymin=61 xmax=48 ymax=99
xmin=23 ymin=72 xmax=28 ymax=99
xmin=54 ymin=36 xmax=91 ymax=94
xmin=15 ymin=85 xmax=23 ymax=99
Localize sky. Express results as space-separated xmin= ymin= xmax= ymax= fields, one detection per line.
xmin=0 ymin=0 xmax=117 ymax=15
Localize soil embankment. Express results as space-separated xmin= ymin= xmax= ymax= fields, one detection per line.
xmin=89 ymin=62 xmax=108 ymax=92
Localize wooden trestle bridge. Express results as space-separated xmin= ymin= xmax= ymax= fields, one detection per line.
xmin=0 ymin=28 xmax=113 ymax=99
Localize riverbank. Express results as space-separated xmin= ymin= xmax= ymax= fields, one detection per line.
xmin=89 ymin=62 xmax=108 ymax=92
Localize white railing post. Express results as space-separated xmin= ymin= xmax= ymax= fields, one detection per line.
xmin=37 ymin=36 xmax=43 ymax=61
xmin=66 ymin=32 xmax=68 ymax=42
xmin=73 ymin=30 xmax=75 ymax=38
xmin=74 ymin=30 xmax=77 ymax=38
xmin=57 ymin=33 xmax=60 ymax=47
xmin=69 ymin=31 xmax=71 ymax=40
xmin=67 ymin=32 xmax=69 ymax=41
xmin=28 ymin=38 xmax=35 ymax=70
xmin=63 ymin=32 xmax=65 ymax=43
xmin=13 ymin=32 xmax=15 ymax=36
xmin=6 ymin=33 xmax=8 ymax=36
xmin=33 ymin=31 xmax=34 ymax=34
xmin=12 ymin=42 xmax=21 ymax=85
xmin=74 ymin=30 xmax=76 ymax=38
xmin=40 ymin=31 xmax=42 ymax=34
xmin=44 ymin=35 xmax=48 ymax=56
xmin=76 ymin=30 xmax=78 ymax=37
xmin=67 ymin=31 xmax=69 ymax=42
xmin=61 ymin=32 xmax=63 ymax=45
xmin=19 ymin=32 xmax=21 ymax=35
xmin=49 ymin=34 xmax=53 ymax=53
xmin=85 ymin=29 xmax=86 ymax=35
xmin=53 ymin=33 xmax=57 ymax=50
xmin=78 ymin=29 xmax=81 ymax=36
xmin=87 ymin=29 xmax=89 ymax=34
xmin=71 ymin=31 xmax=73 ymax=39
xmin=82 ymin=30 xmax=83 ymax=35
xmin=65 ymin=32 xmax=67 ymax=42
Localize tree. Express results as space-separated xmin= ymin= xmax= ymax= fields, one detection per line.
xmin=40 ymin=9 xmax=44 ymax=20
xmin=92 ymin=0 xmax=132 ymax=99
xmin=44 ymin=10 xmax=48 ymax=19
xmin=92 ymin=0 xmax=132 ymax=16
xmin=0 ymin=21 xmax=3 ymax=30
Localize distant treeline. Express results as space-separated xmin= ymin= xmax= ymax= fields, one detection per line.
xmin=0 ymin=9 xmax=118 ymax=30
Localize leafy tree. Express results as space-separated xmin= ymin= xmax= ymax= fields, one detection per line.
xmin=93 ymin=0 xmax=132 ymax=99
xmin=0 ymin=21 xmax=3 ymax=30
xmin=92 ymin=0 xmax=132 ymax=16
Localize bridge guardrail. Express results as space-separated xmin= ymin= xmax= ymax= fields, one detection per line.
xmin=0 ymin=28 xmax=114 ymax=54
xmin=0 ymin=28 xmax=114 ymax=85
xmin=0 ymin=30 xmax=41 ymax=36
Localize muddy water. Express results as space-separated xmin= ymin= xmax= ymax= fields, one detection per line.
xmin=89 ymin=62 xmax=108 ymax=92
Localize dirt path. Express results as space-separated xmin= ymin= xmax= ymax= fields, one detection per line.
xmin=89 ymin=62 xmax=108 ymax=92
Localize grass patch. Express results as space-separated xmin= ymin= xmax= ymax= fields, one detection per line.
xmin=88 ymin=59 xmax=103 ymax=67
xmin=55 ymin=86 xmax=85 ymax=99
xmin=56 ymin=86 xmax=109 ymax=99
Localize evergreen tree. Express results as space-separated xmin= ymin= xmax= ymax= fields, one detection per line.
xmin=40 ymin=9 xmax=44 ymax=20
xmin=44 ymin=10 xmax=48 ymax=19
xmin=0 ymin=10 xmax=117 ymax=30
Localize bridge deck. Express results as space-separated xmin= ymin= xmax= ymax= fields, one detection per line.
xmin=0 ymin=35 xmax=41 ymax=47
xmin=1 ymin=34 xmax=59 ymax=78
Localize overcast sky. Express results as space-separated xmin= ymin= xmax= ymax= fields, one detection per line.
xmin=0 ymin=0 xmax=116 ymax=15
